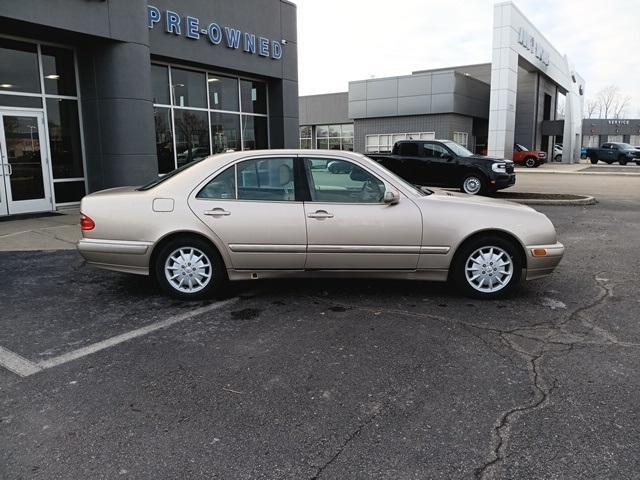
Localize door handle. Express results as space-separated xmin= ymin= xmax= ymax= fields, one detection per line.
xmin=307 ymin=210 xmax=334 ymax=219
xmin=204 ymin=208 xmax=231 ymax=216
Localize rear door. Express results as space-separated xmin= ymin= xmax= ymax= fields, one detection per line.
xmin=190 ymin=156 xmax=307 ymax=270
xmin=302 ymin=156 xmax=422 ymax=270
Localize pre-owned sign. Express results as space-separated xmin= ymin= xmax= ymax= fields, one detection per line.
xmin=517 ymin=27 xmax=549 ymax=67
xmin=147 ymin=5 xmax=283 ymax=60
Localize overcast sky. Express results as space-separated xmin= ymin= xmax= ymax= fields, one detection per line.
xmin=293 ymin=0 xmax=640 ymax=117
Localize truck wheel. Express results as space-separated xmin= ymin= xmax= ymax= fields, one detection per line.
xmin=618 ymin=156 xmax=628 ymax=165
xmin=461 ymin=174 xmax=486 ymax=195
xmin=590 ymin=157 xmax=598 ymax=164
xmin=524 ymin=157 xmax=537 ymax=168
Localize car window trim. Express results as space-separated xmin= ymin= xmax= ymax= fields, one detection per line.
xmin=300 ymin=156 xmax=387 ymax=205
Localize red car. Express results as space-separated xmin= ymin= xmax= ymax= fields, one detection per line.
xmin=513 ymin=144 xmax=547 ymax=168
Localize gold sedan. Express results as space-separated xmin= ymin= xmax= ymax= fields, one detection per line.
xmin=78 ymin=150 xmax=564 ymax=300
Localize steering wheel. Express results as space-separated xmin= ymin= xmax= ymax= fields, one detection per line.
xmin=361 ymin=180 xmax=383 ymax=202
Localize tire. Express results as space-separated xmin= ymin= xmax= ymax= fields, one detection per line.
xmin=524 ymin=157 xmax=537 ymax=168
xmin=460 ymin=173 xmax=487 ymax=195
xmin=636 ymin=161 xmax=640 ymax=166
xmin=154 ymin=236 xmax=227 ymax=300
xmin=452 ymin=235 xmax=523 ymax=299
xmin=554 ymin=154 xmax=561 ymax=162
xmin=590 ymin=157 xmax=598 ymax=164
xmin=618 ymin=156 xmax=627 ymax=166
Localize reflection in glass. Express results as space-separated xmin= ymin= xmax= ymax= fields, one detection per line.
xmin=211 ymin=112 xmax=240 ymax=153
xmin=316 ymin=125 xmax=329 ymax=138
xmin=54 ymin=181 xmax=86 ymax=203
xmin=329 ymin=138 xmax=341 ymax=150
xmin=300 ymin=138 xmax=312 ymax=149
xmin=0 ymin=39 xmax=40 ymax=94
xmin=154 ymin=108 xmax=174 ymax=174
xmin=151 ymin=64 xmax=170 ymax=104
xmin=316 ymin=138 xmax=329 ymax=149
xmin=241 ymin=115 xmax=268 ymax=150
xmin=329 ymin=125 xmax=341 ymax=137
xmin=174 ymin=109 xmax=210 ymax=167
xmin=208 ymin=75 xmax=239 ymax=111
xmin=341 ymin=124 xmax=354 ymax=137
xmin=2 ymin=115 xmax=45 ymax=201
xmin=240 ymin=80 xmax=267 ymax=114
xmin=41 ymin=46 xmax=76 ymax=96
xmin=46 ymin=99 xmax=84 ymax=178
xmin=171 ymin=68 xmax=207 ymax=108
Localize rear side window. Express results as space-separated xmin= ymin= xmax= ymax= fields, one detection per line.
xmin=398 ymin=142 xmax=419 ymax=156
xmin=196 ymin=158 xmax=295 ymax=202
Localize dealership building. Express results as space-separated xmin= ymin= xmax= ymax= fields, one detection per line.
xmin=300 ymin=2 xmax=585 ymax=163
xmin=0 ymin=0 xmax=298 ymax=217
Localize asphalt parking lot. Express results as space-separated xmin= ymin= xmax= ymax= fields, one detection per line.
xmin=1 ymin=175 xmax=640 ymax=479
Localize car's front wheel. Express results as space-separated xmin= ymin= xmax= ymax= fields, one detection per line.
xmin=452 ymin=236 xmax=522 ymax=299
xmin=618 ymin=156 xmax=628 ymax=165
xmin=524 ymin=157 xmax=537 ymax=168
xmin=461 ymin=173 xmax=486 ymax=195
xmin=155 ymin=236 xmax=226 ymax=300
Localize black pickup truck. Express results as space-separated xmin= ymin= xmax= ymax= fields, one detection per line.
xmin=585 ymin=142 xmax=640 ymax=165
xmin=368 ymin=140 xmax=515 ymax=195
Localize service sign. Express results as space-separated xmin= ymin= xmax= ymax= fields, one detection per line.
xmin=147 ymin=5 xmax=283 ymax=60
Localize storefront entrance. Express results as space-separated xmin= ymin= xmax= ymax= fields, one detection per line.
xmin=0 ymin=111 xmax=52 ymax=216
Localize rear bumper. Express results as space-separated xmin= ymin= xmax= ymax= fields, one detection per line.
xmin=525 ymin=242 xmax=564 ymax=280
xmin=77 ymin=238 xmax=152 ymax=275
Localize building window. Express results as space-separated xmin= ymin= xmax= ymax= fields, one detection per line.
xmin=315 ymin=124 xmax=354 ymax=151
xmin=629 ymin=135 xmax=640 ymax=146
xmin=583 ymin=135 xmax=599 ymax=148
xmin=365 ymin=132 xmax=435 ymax=153
xmin=299 ymin=125 xmax=312 ymax=149
xmin=607 ymin=135 xmax=623 ymax=143
xmin=152 ymin=64 xmax=269 ymax=172
xmin=0 ymin=38 xmax=86 ymax=205
xmin=453 ymin=131 xmax=468 ymax=147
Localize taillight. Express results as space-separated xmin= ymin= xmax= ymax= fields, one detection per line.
xmin=80 ymin=214 xmax=95 ymax=231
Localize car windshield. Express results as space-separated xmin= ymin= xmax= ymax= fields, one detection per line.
xmin=618 ymin=143 xmax=634 ymax=149
xmin=137 ymin=158 xmax=205 ymax=191
xmin=515 ymin=144 xmax=528 ymax=151
xmin=442 ymin=141 xmax=473 ymax=157
xmin=363 ymin=155 xmax=430 ymax=196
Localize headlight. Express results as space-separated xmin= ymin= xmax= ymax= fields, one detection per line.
xmin=491 ymin=163 xmax=507 ymax=173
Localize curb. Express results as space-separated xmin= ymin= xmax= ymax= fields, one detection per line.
xmin=516 ymin=169 xmax=640 ymax=176
xmin=499 ymin=195 xmax=597 ymax=206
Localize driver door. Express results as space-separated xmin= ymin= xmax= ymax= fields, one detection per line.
xmin=302 ymin=157 xmax=423 ymax=270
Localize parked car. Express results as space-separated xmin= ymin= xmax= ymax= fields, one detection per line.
xmin=513 ymin=144 xmax=547 ymax=168
xmin=78 ymin=150 xmax=562 ymax=300
xmin=368 ymin=140 xmax=515 ymax=195
xmin=585 ymin=143 xmax=640 ymax=165
xmin=553 ymin=144 xmax=563 ymax=161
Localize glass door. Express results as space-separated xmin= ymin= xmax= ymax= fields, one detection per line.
xmin=0 ymin=111 xmax=52 ymax=215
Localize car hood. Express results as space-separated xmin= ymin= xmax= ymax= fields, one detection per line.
xmin=424 ymin=189 xmax=535 ymax=212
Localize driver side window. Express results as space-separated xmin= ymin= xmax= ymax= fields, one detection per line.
xmin=305 ymin=158 xmax=385 ymax=203
xmin=424 ymin=144 xmax=449 ymax=158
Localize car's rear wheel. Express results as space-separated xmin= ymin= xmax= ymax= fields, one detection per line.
xmin=461 ymin=173 xmax=486 ymax=195
xmin=155 ymin=236 xmax=226 ymax=300
xmin=452 ymin=235 xmax=522 ymax=299
xmin=590 ymin=156 xmax=598 ymax=164
xmin=554 ymin=154 xmax=561 ymax=161
xmin=524 ymin=157 xmax=537 ymax=168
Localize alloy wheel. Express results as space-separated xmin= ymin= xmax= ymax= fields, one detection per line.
xmin=464 ymin=246 xmax=513 ymax=293
xmin=463 ymin=176 xmax=482 ymax=195
xmin=164 ymin=247 xmax=212 ymax=293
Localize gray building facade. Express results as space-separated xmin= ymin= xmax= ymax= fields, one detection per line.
xmin=0 ymin=0 xmax=298 ymax=217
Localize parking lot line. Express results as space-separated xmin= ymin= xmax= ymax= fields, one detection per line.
xmin=0 ymin=346 xmax=43 ymax=377
xmin=0 ymin=298 xmax=238 ymax=377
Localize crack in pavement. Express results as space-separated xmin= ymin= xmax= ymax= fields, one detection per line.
xmin=305 ymin=274 xmax=636 ymax=479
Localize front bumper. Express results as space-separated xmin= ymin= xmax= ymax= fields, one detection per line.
xmin=525 ymin=242 xmax=564 ymax=280
xmin=492 ymin=173 xmax=516 ymax=190
xmin=77 ymin=238 xmax=153 ymax=275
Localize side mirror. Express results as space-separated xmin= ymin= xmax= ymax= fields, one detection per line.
xmin=383 ymin=190 xmax=400 ymax=205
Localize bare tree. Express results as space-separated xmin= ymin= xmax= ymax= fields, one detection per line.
xmin=596 ymin=85 xmax=631 ymax=119
xmin=584 ymin=98 xmax=600 ymax=119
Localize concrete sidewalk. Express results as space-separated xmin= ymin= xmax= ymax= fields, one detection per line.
xmin=0 ymin=209 xmax=80 ymax=252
